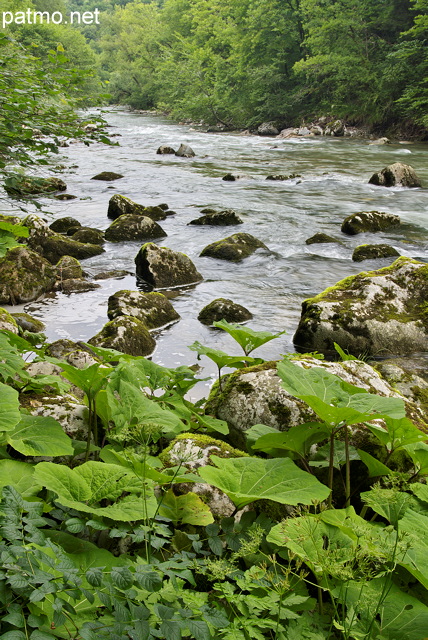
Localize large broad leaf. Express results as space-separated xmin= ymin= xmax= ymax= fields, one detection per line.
xmin=54 ymin=361 xmax=112 ymax=399
xmin=0 ymin=334 xmax=26 ymax=382
xmin=0 ymin=460 xmax=41 ymax=498
xmin=402 ymin=442 xmax=428 ymax=475
xmin=0 ymin=382 xmax=21 ymax=432
xmin=7 ymin=414 xmax=73 ymax=456
xmin=253 ymin=423 xmax=330 ymax=458
xmin=198 ymin=456 xmax=330 ymax=509
xmin=188 ymin=341 xmax=250 ymax=370
xmin=365 ymin=416 xmax=425 ymax=451
xmin=158 ymin=489 xmax=214 ymax=525
xmin=357 ymin=450 xmax=392 ymax=477
xmin=360 ymin=488 xmax=414 ymax=526
xmin=213 ymin=320 xmax=285 ymax=356
xmin=397 ymin=507 xmax=428 ymax=590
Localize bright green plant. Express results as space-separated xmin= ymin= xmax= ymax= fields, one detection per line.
xmin=213 ymin=320 xmax=286 ymax=357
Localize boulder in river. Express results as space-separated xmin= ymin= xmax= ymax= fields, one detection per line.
xmin=71 ymin=228 xmax=105 ymax=245
xmin=91 ymin=171 xmax=123 ymax=181
xmin=306 ymin=233 xmax=341 ymax=245
xmin=206 ymin=357 xmax=427 ymax=447
xmin=175 ymin=144 xmax=195 ymax=157
xmin=4 ymin=175 xmax=66 ymax=197
xmin=156 ymin=145 xmax=176 ymax=154
xmin=0 ymin=307 xmax=19 ymax=333
xmin=369 ymin=137 xmax=390 ymax=145
xmin=107 ymin=194 xmax=147 ymax=220
xmin=139 ymin=205 xmax=169 ymax=221
xmin=54 ymin=194 xmax=77 ymax=201
xmin=105 ymin=215 xmax=166 ymax=242
xmin=49 ymin=217 xmax=81 ymax=234
xmin=368 ymin=162 xmax=422 ymax=188
xmin=0 ymin=246 xmax=56 ymax=305
xmin=266 ymin=173 xmax=301 ymax=181
xmin=23 ymin=214 xmax=104 ymax=264
xmin=293 ymin=257 xmax=428 ymax=358
xmin=55 ymin=279 xmax=100 ymax=295
xmin=11 ymin=312 xmax=45 ymax=333
xmin=198 ymin=298 xmax=253 ymax=325
xmin=107 ymin=290 xmax=180 ymax=329
xmin=352 ymin=244 xmax=400 ymax=262
xmin=324 ymin=120 xmax=345 ymax=136
xmin=135 ymin=243 xmax=203 ymax=289
xmin=88 ymin=316 xmax=156 ymax=357
xmin=189 ymin=210 xmax=243 ymax=226
xmin=56 ymin=256 xmax=83 ymax=280
xmin=200 ymin=232 xmax=268 ymax=262
xmin=257 ymin=122 xmax=280 ymax=136
xmin=341 ymin=211 xmax=400 ymax=235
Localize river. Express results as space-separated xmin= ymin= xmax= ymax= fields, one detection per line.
xmin=11 ymin=108 xmax=428 ymax=398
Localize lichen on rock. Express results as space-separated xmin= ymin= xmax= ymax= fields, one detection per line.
xmin=107 ymin=289 xmax=180 ymax=329
xmin=10 ymin=312 xmax=45 ymax=333
xmin=198 ymin=298 xmax=252 ymax=325
xmin=0 ymin=307 xmax=19 ymax=333
xmin=88 ymin=315 xmax=156 ymax=357
xmin=341 ymin=211 xmax=400 ymax=235
xmin=0 ymin=246 xmax=56 ymax=305
xmin=135 ymin=243 xmax=203 ymax=289
xmin=200 ymin=233 xmax=268 ymax=262
xmin=368 ymin=162 xmax=422 ymax=188
xmin=352 ymin=244 xmax=400 ymax=262
xmin=105 ymin=215 xmax=166 ymax=242
xmin=189 ymin=210 xmax=243 ymax=226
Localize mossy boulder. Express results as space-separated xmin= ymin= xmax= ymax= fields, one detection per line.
xmin=55 ymin=279 xmax=100 ymax=294
xmin=22 ymin=214 xmax=104 ymax=264
xmin=293 ymin=257 xmax=428 ymax=357
xmin=71 ymin=228 xmax=105 ymax=245
xmin=88 ymin=316 xmax=156 ymax=357
xmin=56 ymin=256 xmax=83 ymax=280
xmin=23 ymin=393 xmax=89 ymax=440
xmin=107 ymin=195 xmax=167 ymax=222
xmin=189 ymin=210 xmax=243 ymax=226
xmin=206 ymin=358 xmax=427 ymax=448
xmin=4 ymin=175 xmax=66 ymax=197
xmin=368 ymin=163 xmax=422 ymax=188
xmin=374 ymin=361 xmax=428 ymax=415
xmin=0 ymin=246 xmax=56 ymax=305
xmin=107 ymin=290 xmax=180 ymax=329
xmin=135 ymin=243 xmax=203 ymax=289
xmin=341 ymin=211 xmax=400 ymax=235
xmin=54 ymin=194 xmax=77 ymax=201
xmin=105 ymin=215 xmax=166 ymax=242
xmin=91 ymin=171 xmax=123 ymax=181
xmin=93 ymin=270 xmax=130 ymax=280
xmin=10 ymin=312 xmax=45 ymax=333
xmin=352 ymin=244 xmax=400 ymax=262
xmin=45 ymin=340 xmax=100 ymax=369
xmin=143 ymin=206 xmax=170 ymax=221
xmin=306 ymin=233 xmax=341 ymax=245
xmin=156 ymin=145 xmax=176 ymax=154
xmin=0 ymin=308 xmax=19 ymax=333
xmin=175 ymin=144 xmax=195 ymax=157
xmin=257 ymin=122 xmax=279 ymax=136
xmin=200 ymin=233 xmax=268 ymax=262
xmin=198 ymin=298 xmax=253 ymax=325
xmin=49 ymin=217 xmax=81 ymax=234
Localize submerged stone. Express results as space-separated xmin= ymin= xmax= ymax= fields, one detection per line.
xmin=91 ymin=171 xmax=123 ymax=181
xmin=200 ymin=233 xmax=268 ymax=262
xmin=11 ymin=312 xmax=45 ymax=333
xmin=369 ymin=162 xmax=422 ymax=188
xmin=352 ymin=244 xmax=400 ymax=262
xmin=0 ymin=246 xmax=56 ymax=305
xmin=293 ymin=257 xmax=428 ymax=357
xmin=135 ymin=243 xmax=203 ymax=288
xmin=198 ymin=298 xmax=253 ymax=325
xmin=306 ymin=233 xmax=340 ymax=245
xmin=105 ymin=215 xmax=166 ymax=242
xmin=88 ymin=316 xmax=156 ymax=357
xmin=156 ymin=145 xmax=176 ymax=154
xmin=107 ymin=290 xmax=180 ymax=329
xmin=341 ymin=211 xmax=400 ymax=235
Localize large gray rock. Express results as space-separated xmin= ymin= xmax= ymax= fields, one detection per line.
xmin=135 ymin=243 xmax=203 ymax=289
xmin=258 ymin=122 xmax=279 ymax=136
xmin=22 ymin=214 xmax=104 ymax=264
xmin=88 ymin=316 xmax=156 ymax=357
xmin=369 ymin=162 xmax=422 ymax=188
xmin=341 ymin=211 xmax=400 ymax=235
xmin=324 ymin=120 xmax=345 ymax=136
xmin=107 ymin=194 xmax=167 ymax=222
xmin=107 ymin=290 xmax=180 ymax=329
xmin=175 ymin=144 xmax=195 ymax=157
xmin=293 ymin=257 xmax=428 ymax=357
xmin=200 ymin=233 xmax=268 ymax=262
xmin=25 ymin=393 xmax=89 ymax=440
xmin=11 ymin=312 xmax=45 ymax=333
xmin=0 ymin=246 xmax=56 ymax=305
xmin=105 ymin=215 xmax=166 ymax=242
xmin=198 ymin=298 xmax=252 ymax=325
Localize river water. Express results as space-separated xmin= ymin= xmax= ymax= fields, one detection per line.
xmin=11 ymin=108 xmax=428 ymax=398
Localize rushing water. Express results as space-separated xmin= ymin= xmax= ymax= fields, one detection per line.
xmin=8 ymin=108 xmax=428 ymax=398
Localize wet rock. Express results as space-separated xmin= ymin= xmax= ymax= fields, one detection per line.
xmin=298 ymin=126 xmax=311 ymax=136
xmin=4 ymin=175 xmax=66 ymax=197
xmin=200 ymin=208 xmax=217 ymax=214
xmin=54 ymin=194 xmax=77 ymax=201
xmin=0 ymin=246 xmax=56 ymax=305
xmin=88 ymin=316 xmax=156 ymax=357
xmin=276 ymin=128 xmax=299 ymax=138
xmin=10 ymin=312 xmax=45 ymax=333
xmin=198 ymin=298 xmax=252 ymax=325
xmin=71 ymin=228 xmax=105 ymax=245
xmin=135 ymin=243 xmax=203 ymax=288
xmin=56 ymin=256 xmax=83 ymax=280
xmin=105 ymin=215 xmax=166 ymax=242
xmin=200 ymin=232 xmax=268 ymax=262
xmin=266 ymin=173 xmax=301 ymax=181
xmin=257 ymin=122 xmax=279 ymax=136
xmin=45 ymin=340 xmax=100 ymax=369
xmin=175 ymin=143 xmax=195 ymax=157
xmin=91 ymin=171 xmax=123 ymax=181
xmin=293 ymin=257 xmax=428 ymax=357
xmin=107 ymin=194 xmax=147 ymax=220
xmin=306 ymin=233 xmax=341 ymax=245
xmin=50 ymin=217 xmax=81 ymax=234
xmin=310 ymin=126 xmax=323 ymax=135
xmin=55 ymin=279 xmax=100 ymax=294
xmin=368 ymin=162 xmax=422 ymax=188
xmin=352 ymin=244 xmax=400 ymax=262
xmin=324 ymin=120 xmax=345 ymax=136
xmin=222 ymin=173 xmax=236 ymax=181
xmin=142 ymin=206 xmax=169 ymax=221
xmin=374 ymin=361 xmax=428 ymax=414
xmin=92 ymin=270 xmax=131 ymax=280
xmin=189 ymin=210 xmax=243 ymax=226
xmin=107 ymin=290 xmax=180 ymax=329
xmin=369 ymin=137 xmax=390 ymax=145
xmin=156 ymin=145 xmax=176 ymax=154
xmin=207 ymin=358 xmax=427 ymax=445
xmin=0 ymin=307 xmax=19 ymax=333
xmin=341 ymin=211 xmax=400 ymax=235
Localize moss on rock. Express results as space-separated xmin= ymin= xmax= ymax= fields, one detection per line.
xmin=341 ymin=211 xmax=400 ymax=235
xmin=88 ymin=316 xmax=156 ymax=357
xmin=10 ymin=312 xmax=45 ymax=333
xmin=0 ymin=307 xmax=19 ymax=333
xmin=105 ymin=215 xmax=166 ymax=242
xmin=200 ymin=233 xmax=268 ymax=262
xmin=198 ymin=298 xmax=253 ymax=325
xmin=0 ymin=246 xmax=56 ymax=305
xmin=107 ymin=289 xmax=180 ymax=329
xmin=352 ymin=244 xmax=400 ymax=262
xmin=49 ymin=217 xmax=82 ymax=234
xmin=189 ymin=210 xmax=243 ymax=226
xmin=71 ymin=228 xmax=105 ymax=245
xmin=135 ymin=243 xmax=203 ymax=289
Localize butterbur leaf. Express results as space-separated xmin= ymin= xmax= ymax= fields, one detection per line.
xmin=198 ymin=456 xmax=330 ymax=510
xmin=7 ymin=414 xmax=73 ymax=456
xmin=360 ymin=488 xmax=412 ymax=525
xmin=357 ymin=450 xmax=392 ymax=477
xmin=0 ymin=460 xmax=41 ymax=498
xmin=366 ymin=416 xmax=425 ymax=451
xmin=213 ymin=320 xmax=285 ymax=355
xmin=403 ymin=442 xmax=428 ymax=475
xmin=0 ymin=382 xmax=20 ymax=432
xmin=188 ymin=341 xmax=249 ymax=369
xmin=253 ymin=423 xmax=329 ymax=458
xmin=158 ymin=489 xmax=214 ymax=525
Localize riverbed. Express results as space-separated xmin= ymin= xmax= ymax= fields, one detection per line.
xmin=7 ymin=108 xmax=428 ymax=398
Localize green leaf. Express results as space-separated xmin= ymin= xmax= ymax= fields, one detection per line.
xmin=158 ymin=489 xmax=214 ymax=525
xmin=0 ymin=460 xmax=41 ymax=497
xmin=0 ymin=334 xmax=26 ymax=382
xmin=188 ymin=341 xmax=249 ymax=369
xmin=253 ymin=423 xmax=329 ymax=458
xmin=194 ymin=412 xmax=229 ymax=435
xmin=0 ymin=382 xmax=20 ymax=432
xmin=357 ymin=450 xmax=393 ymax=477
xmin=54 ymin=361 xmax=112 ymax=400
xmin=160 ymin=621 xmax=181 ymax=640
xmin=111 ymin=566 xmax=134 ymax=590
xmin=402 ymin=442 xmax=428 ymax=475
xmin=187 ymin=620 xmax=211 ymax=640
xmin=213 ymin=320 xmax=285 ymax=356
xmin=245 ymin=424 xmax=279 ymax=452
xmin=1 ymin=632 xmax=27 ymax=640
xmin=198 ymin=456 xmax=330 ymax=510
xmin=7 ymin=414 xmax=73 ymax=456
xmin=366 ymin=416 xmax=426 ymax=451
xmin=30 ymin=631 xmax=55 ymax=640
xmin=34 ymin=462 xmax=91 ymax=503
xmin=360 ymin=488 xmax=413 ymax=525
